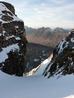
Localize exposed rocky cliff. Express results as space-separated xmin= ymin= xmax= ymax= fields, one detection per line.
xmin=0 ymin=2 xmax=27 ymax=76
xmin=43 ymin=30 xmax=74 ymax=78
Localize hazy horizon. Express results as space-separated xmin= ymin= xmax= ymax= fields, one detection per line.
xmin=0 ymin=0 xmax=74 ymax=29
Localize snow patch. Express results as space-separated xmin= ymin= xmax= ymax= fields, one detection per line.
xmin=15 ymin=36 xmax=21 ymax=40
xmin=0 ymin=44 xmax=19 ymax=63
xmin=34 ymin=58 xmax=39 ymax=62
xmin=58 ymin=39 xmax=68 ymax=54
xmin=0 ymin=2 xmax=22 ymax=23
xmin=71 ymin=38 xmax=74 ymax=43
xmin=6 ymin=35 xmax=15 ymax=40
xmin=0 ymin=33 xmax=2 ymax=36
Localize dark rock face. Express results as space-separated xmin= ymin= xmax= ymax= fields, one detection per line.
xmin=0 ymin=1 xmax=15 ymax=14
xmin=0 ymin=2 xmax=27 ymax=76
xmin=43 ymin=30 xmax=74 ymax=78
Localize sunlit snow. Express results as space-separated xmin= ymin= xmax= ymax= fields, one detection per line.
xmin=0 ymin=44 xmax=19 ymax=63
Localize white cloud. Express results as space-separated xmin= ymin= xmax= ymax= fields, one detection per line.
xmin=22 ymin=2 xmax=74 ymax=28
xmin=63 ymin=95 xmax=74 ymax=98
xmin=0 ymin=0 xmax=74 ymax=28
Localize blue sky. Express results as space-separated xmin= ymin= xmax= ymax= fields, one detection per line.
xmin=0 ymin=0 xmax=74 ymax=28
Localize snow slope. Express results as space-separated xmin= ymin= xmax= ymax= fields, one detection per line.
xmin=25 ymin=54 xmax=53 ymax=76
xmin=0 ymin=56 xmax=74 ymax=98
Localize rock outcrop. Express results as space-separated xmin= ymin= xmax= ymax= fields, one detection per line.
xmin=43 ymin=30 xmax=74 ymax=78
xmin=0 ymin=2 xmax=27 ymax=76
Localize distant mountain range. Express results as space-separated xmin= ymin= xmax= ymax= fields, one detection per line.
xmin=25 ymin=26 xmax=70 ymax=47
xmin=25 ymin=26 xmax=70 ymax=36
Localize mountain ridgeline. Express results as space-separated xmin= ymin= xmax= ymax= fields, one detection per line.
xmin=26 ymin=26 xmax=69 ymax=47
xmin=26 ymin=26 xmax=69 ymax=36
